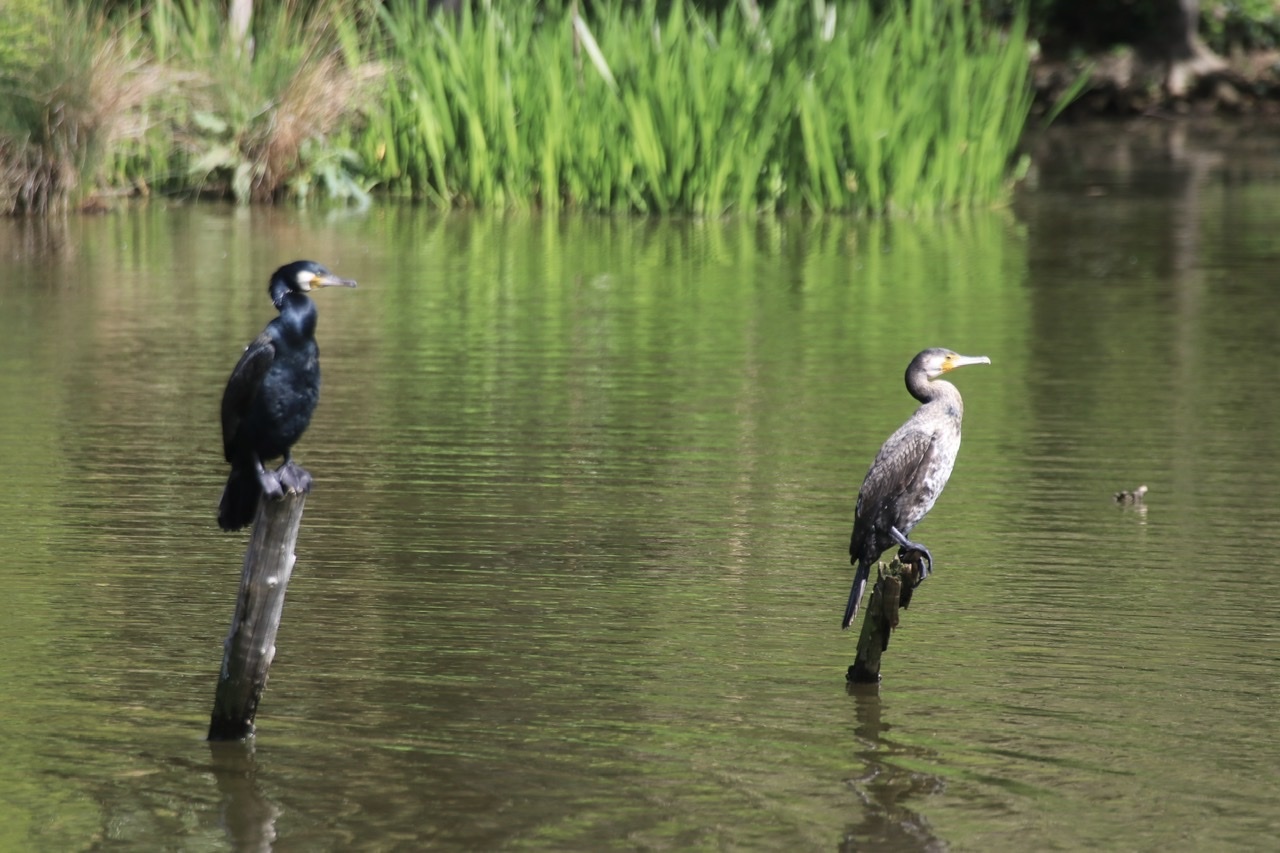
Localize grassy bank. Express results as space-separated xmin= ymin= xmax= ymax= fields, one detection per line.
xmin=0 ymin=0 xmax=1036 ymax=215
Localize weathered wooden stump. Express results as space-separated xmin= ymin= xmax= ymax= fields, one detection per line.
xmin=847 ymin=556 xmax=924 ymax=685
xmin=208 ymin=465 xmax=310 ymax=741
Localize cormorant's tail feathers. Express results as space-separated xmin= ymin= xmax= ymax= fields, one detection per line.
xmin=842 ymin=561 xmax=870 ymax=629
xmin=218 ymin=468 xmax=260 ymax=531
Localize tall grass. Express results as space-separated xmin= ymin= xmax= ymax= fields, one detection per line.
xmin=368 ymin=0 xmax=1035 ymax=214
xmin=133 ymin=0 xmax=382 ymax=204
xmin=0 ymin=0 xmax=380 ymax=211
xmin=0 ymin=0 xmax=163 ymax=213
xmin=0 ymin=0 xmax=1039 ymax=214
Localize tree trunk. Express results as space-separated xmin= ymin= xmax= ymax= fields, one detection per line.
xmin=1156 ymin=0 xmax=1226 ymax=96
xmin=230 ymin=0 xmax=253 ymax=56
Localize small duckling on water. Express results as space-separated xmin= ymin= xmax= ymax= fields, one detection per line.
xmin=1113 ymin=485 xmax=1148 ymax=505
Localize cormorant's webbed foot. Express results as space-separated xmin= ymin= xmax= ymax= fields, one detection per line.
xmin=276 ymin=460 xmax=313 ymax=495
xmin=254 ymin=458 xmax=284 ymax=502
xmin=889 ymin=526 xmax=933 ymax=584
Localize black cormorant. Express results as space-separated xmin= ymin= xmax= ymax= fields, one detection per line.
xmin=843 ymin=348 xmax=990 ymax=628
xmin=218 ymin=260 xmax=356 ymax=531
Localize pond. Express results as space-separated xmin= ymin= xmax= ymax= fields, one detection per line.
xmin=2 ymin=120 xmax=1279 ymax=850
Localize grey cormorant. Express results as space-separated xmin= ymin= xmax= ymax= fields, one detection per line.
xmin=218 ymin=260 xmax=356 ymax=531
xmin=843 ymin=348 xmax=990 ymax=628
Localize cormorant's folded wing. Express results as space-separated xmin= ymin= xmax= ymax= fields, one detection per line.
xmin=220 ymin=331 xmax=276 ymax=462
xmin=852 ymin=428 xmax=938 ymax=553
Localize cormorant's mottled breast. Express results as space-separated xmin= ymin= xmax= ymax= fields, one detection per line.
xmin=843 ymin=348 xmax=990 ymax=628
xmin=218 ymin=261 xmax=356 ymax=531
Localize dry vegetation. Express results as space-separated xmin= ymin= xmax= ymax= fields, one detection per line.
xmin=0 ymin=4 xmax=164 ymax=213
xmin=0 ymin=0 xmax=1037 ymax=214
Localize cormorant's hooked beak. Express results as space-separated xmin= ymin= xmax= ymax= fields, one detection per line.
xmin=309 ymin=272 xmax=357 ymax=290
xmin=942 ymin=353 xmax=990 ymax=372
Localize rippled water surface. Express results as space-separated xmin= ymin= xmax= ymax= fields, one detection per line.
xmin=3 ymin=122 xmax=1280 ymax=850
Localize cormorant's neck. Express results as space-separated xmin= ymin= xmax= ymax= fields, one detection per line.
xmin=275 ymin=292 xmax=318 ymax=342
xmin=906 ymin=371 xmax=962 ymax=411
xmin=269 ymin=279 xmax=291 ymax=309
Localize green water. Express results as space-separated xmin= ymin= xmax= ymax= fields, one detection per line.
xmin=1 ymin=122 xmax=1278 ymax=850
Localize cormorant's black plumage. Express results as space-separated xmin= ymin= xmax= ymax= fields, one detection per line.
xmin=218 ymin=260 xmax=356 ymax=531
xmin=843 ymin=348 xmax=990 ymax=628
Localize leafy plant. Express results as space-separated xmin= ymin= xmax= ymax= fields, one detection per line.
xmin=1202 ymin=0 xmax=1280 ymax=53
xmin=0 ymin=1 xmax=163 ymax=213
xmin=0 ymin=0 xmax=1039 ymax=215
xmin=142 ymin=0 xmax=381 ymax=204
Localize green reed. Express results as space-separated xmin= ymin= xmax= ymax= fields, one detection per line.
xmin=106 ymin=0 xmax=379 ymax=205
xmin=1 ymin=0 xmax=1036 ymax=213
xmin=0 ymin=1 xmax=164 ymax=213
xmin=369 ymin=0 xmax=1035 ymax=214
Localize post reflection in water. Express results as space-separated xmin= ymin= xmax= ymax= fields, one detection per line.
xmin=841 ymin=689 xmax=946 ymax=853
xmin=209 ymin=742 xmax=279 ymax=852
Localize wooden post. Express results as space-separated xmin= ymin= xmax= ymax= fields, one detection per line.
xmin=208 ymin=465 xmax=310 ymax=741
xmin=847 ymin=556 xmax=923 ymax=685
